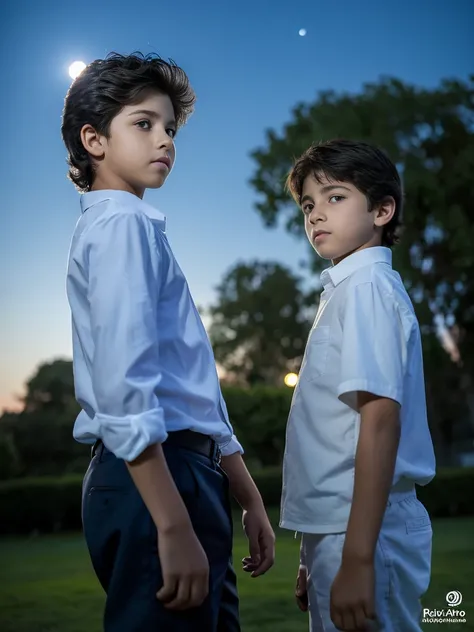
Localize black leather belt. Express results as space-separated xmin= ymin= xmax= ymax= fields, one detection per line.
xmin=165 ymin=430 xmax=220 ymax=461
xmin=92 ymin=429 xmax=221 ymax=463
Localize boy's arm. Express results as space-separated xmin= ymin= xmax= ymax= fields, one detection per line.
xmin=220 ymin=452 xmax=262 ymax=509
xmin=342 ymin=393 xmax=400 ymax=563
xmin=86 ymin=209 xmax=208 ymax=609
xmin=338 ymin=281 xmax=408 ymax=556
xmin=220 ymin=453 xmax=275 ymax=577
xmin=330 ymin=280 xmax=410 ymax=629
xmin=87 ymin=210 xmax=167 ymax=461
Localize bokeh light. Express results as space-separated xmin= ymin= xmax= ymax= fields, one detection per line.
xmin=284 ymin=372 xmax=298 ymax=387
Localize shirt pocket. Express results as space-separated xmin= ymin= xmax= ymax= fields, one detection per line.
xmin=300 ymin=325 xmax=330 ymax=382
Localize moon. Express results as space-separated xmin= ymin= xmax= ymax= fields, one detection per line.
xmin=299 ymin=28 xmax=307 ymax=37
xmin=69 ymin=61 xmax=86 ymax=80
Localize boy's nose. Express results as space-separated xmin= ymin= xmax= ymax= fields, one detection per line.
xmin=309 ymin=210 xmax=326 ymax=224
xmin=157 ymin=135 xmax=173 ymax=150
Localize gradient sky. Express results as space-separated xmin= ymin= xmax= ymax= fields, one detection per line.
xmin=1 ymin=0 xmax=472 ymax=411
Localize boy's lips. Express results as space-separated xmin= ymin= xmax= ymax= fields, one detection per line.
xmin=312 ymin=230 xmax=330 ymax=242
xmin=152 ymin=156 xmax=171 ymax=169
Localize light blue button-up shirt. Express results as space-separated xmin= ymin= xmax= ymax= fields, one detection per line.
xmin=66 ymin=189 xmax=242 ymax=462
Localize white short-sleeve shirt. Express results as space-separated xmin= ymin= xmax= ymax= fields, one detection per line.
xmin=280 ymin=247 xmax=436 ymax=534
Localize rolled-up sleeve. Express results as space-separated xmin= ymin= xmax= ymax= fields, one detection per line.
xmin=86 ymin=210 xmax=167 ymax=461
xmin=220 ymin=433 xmax=244 ymax=456
xmin=216 ymin=395 xmax=244 ymax=455
xmin=337 ymin=281 xmax=410 ymax=411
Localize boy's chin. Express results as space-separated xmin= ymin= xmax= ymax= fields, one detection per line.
xmin=144 ymin=175 xmax=168 ymax=190
xmin=312 ymin=244 xmax=335 ymax=261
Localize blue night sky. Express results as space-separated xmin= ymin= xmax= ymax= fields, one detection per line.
xmin=1 ymin=0 xmax=472 ymax=410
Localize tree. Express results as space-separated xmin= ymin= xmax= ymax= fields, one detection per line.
xmin=23 ymin=359 xmax=77 ymax=414
xmin=208 ymin=260 xmax=312 ymax=385
xmin=250 ymin=77 xmax=473 ymax=327
xmin=0 ymin=360 xmax=87 ymax=479
xmin=249 ymin=75 xmax=474 ymax=449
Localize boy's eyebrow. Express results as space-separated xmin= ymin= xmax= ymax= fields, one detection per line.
xmin=319 ymin=184 xmax=352 ymax=194
xmin=301 ymin=185 xmax=352 ymax=205
xmin=128 ymin=109 xmax=177 ymax=127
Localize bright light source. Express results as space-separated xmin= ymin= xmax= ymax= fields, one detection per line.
xmin=69 ymin=61 xmax=86 ymax=80
xmin=298 ymin=28 xmax=307 ymax=37
xmin=284 ymin=372 xmax=298 ymax=387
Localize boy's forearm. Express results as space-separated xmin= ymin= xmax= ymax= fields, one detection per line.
xmin=220 ymin=452 xmax=263 ymax=509
xmin=125 ymin=443 xmax=192 ymax=533
xmin=342 ymin=395 xmax=401 ymax=564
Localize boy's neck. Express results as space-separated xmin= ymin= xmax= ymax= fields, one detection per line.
xmin=332 ymin=240 xmax=384 ymax=267
xmin=91 ymin=175 xmax=145 ymax=199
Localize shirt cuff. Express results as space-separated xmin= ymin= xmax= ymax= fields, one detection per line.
xmin=219 ymin=433 xmax=244 ymax=456
xmin=97 ymin=408 xmax=168 ymax=461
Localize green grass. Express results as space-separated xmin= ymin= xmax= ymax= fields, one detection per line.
xmin=0 ymin=513 xmax=473 ymax=632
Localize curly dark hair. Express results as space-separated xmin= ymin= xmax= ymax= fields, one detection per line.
xmin=61 ymin=52 xmax=196 ymax=192
xmin=286 ymin=139 xmax=403 ymax=247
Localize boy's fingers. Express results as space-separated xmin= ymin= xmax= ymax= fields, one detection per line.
xmin=363 ymin=601 xmax=376 ymax=621
xmin=297 ymin=571 xmax=307 ymax=591
xmin=250 ymin=540 xmax=275 ymax=577
xmin=248 ymin=536 xmax=261 ymax=565
xmin=189 ymin=578 xmax=208 ymax=609
xmin=295 ymin=566 xmax=308 ymax=611
xmin=164 ymin=577 xmax=191 ymax=610
xmin=156 ymin=574 xmax=178 ymax=603
xmin=295 ymin=594 xmax=308 ymax=612
xmin=251 ymin=557 xmax=272 ymax=576
xmin=354 ymin=604 xmax=369 ymax=630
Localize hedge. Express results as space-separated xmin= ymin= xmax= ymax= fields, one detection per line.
xmin=0 ymin=386 xmax=294 ymax=480
xmin=1 ymin=467 xmax=473 ymax=536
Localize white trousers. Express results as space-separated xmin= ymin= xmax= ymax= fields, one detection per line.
xmin=301 ymin=490 xmax=432 ymax=632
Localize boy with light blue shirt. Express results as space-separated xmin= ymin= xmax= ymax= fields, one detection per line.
xmin=61 ymin=52 xmax=274 ymax=632
xmin=280 ymin=139 xmax=436 ymax=631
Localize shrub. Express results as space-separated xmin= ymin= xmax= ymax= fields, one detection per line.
xmin=1 ymin=467 xmax=473 ymax=535
xmin=222 ymin=385 xmax=293 ymax=467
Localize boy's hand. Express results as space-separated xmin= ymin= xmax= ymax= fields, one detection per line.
xmin=295 ymin=564 xmax=309 ymax=611
xmin=156 ymin=522 xmax=210 ymax=610
xmin=241 ymin=502 xmax=275 ymax=577
xmin=330 ymin=559 xmax=376 ymax=631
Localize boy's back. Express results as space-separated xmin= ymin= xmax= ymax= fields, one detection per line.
xmin=68 ymin=190 xmax=234 ymax=456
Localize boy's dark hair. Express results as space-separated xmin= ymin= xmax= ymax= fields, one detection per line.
xmin=286 ymin=139 xmax=403 ymax=247
xmin=61 ymin=52 xmax=196 ymax=192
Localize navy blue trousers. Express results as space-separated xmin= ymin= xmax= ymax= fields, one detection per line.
xmin=82 ymin=442 xmax=240 ymax=631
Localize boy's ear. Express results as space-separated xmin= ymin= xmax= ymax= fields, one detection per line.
xmin=373 ymin=196 xmax=396 ymax=228
xmin=80 ymin=124 xmax=106 ymax=158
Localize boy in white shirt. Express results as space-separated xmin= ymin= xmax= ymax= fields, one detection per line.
xmin=280 ymin=139 xmax=436 ymax=631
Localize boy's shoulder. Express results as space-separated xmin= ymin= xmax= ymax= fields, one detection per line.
xmin=80 ymin=191 xmax=154 ymax=224
xmin=69 ymin=192 xmax=166 ymax=264
xmin=344 ymin=259 xmax=416 ymax=319
xmin=74 ymin=191 xmax=165 ymax=240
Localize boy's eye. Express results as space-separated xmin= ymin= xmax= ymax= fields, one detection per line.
xmin=329 ymin=195 xmax=345 ymax=203
xmin=136 ymin=120 xmax=151 ymax=130
xmin=302 ymin=203 xmax=314 ymax=215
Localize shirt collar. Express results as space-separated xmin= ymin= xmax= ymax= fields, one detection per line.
xmin=80 ymin=190 xmax=166 ymax=230
xmin=320 ymin=246 xmax=392 ymax=290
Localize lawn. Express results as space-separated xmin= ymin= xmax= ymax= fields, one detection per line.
xmin=0 ymin=513 xmax=472 ymax=632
